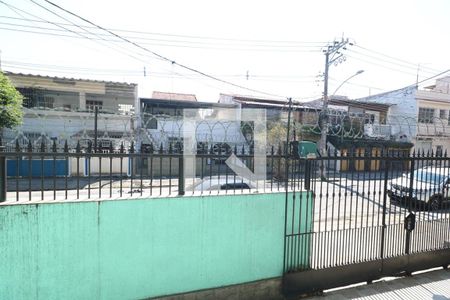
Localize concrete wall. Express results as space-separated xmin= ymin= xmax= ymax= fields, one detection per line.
xmin=0 ymin=192 xmax=311 ymax=299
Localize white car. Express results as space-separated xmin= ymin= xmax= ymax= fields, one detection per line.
xmin=387 ymin=167 xmax=450 ymax=211
xmin=186 ymin=175 xmax=266 ymax=193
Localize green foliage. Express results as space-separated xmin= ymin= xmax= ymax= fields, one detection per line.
xmin=0 ymin=72 xmax=23 ymax=129
xmin=267 ymin=121 xmax=287 ymax=147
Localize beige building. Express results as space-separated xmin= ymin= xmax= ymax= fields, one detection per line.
xmin=4 ymin=72 xmax=138 ymax=150
xmin=415 ymin=76 xmax=450 ymax=154
xmin=356 ymin=77 xmax=450 ymax=154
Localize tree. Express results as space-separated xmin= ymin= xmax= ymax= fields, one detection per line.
xmin=0 ymin=72 xmax=23 ymax=138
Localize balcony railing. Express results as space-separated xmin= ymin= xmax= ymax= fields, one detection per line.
xmin=364 ymin=124 xmax=392 ymax=139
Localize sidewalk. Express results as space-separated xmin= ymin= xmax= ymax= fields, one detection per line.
xmin=308 ymin=268 xmax=450 ymax=299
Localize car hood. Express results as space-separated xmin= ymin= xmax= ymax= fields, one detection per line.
xmin=390 ymin=176 xmax=441 ymax=191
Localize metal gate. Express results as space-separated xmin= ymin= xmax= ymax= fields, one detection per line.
xmin=283 ymin=151 xmax=450 ymax=296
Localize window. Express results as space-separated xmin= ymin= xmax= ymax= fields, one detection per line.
xmin=19 ymin=88 xmax=55 ymax=109
xmin=418 ymin=108 xmax=435 ymax=123
xmin=364 ymin=114 xmax=375 ymax=124
xmin=448 ymin=110 xmax=450 ymax=125
xmin=39 ymin=96 xmax=54 ymax=108
xmin=118 ymin=104 xmax=133 ymax=115
xmin=436 ymin=145 xmax=443 ymax=156
xmin=86 ymin=100 xmax=103 ymax=112
xmin=440 ymin=109 xmax=446 ymax=119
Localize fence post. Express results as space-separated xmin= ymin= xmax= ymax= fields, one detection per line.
xmin=380 ymin=154 xmax=390 ymax=261
xmin=178 ymin=154 xmax=185 ymax=196
xmin=405 ymin=156 xmax=416 ymax=255
xmin=304 ymin=159 xmax=311 ymax=190
xmin=0 ymin=145 xmax=6 ymax=202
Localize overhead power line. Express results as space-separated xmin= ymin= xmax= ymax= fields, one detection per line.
xmin=3 ymin=59 xmax=319 ymax=83
xmin=40 ymin=0 xmax=290 ymax=99
xmin=347 ymin=48 xmax=438 ymax=76
xmin=354 ymin=45 xmax=441 ymax=74
xmin=0 ymin=18 xmax=322 ymax=52
xmin=0 ymin=15 xmax=327 ymax=46
xmin=0 ymin=24 xmax=321 ymax=52
xmin=3 ymin=0 xmax=293 ymax=99
xmin=0 ymin=0 xmax=152 ymax=64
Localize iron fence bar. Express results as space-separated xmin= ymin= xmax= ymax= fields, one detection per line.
xmin=76 ymin=155 xmax=80 ymax=200
xmin=109 ymin=152 xmax=113 ymax=198
xmin=420 ymin=152 xmax=428 ymax=251
xmin=15 ymin=154 xmax=19 ymax=202
xmin=405 ymin=156 xmax=416 ymax=255
xmin=270 ymin=146 xmax=274 ymax=192
xmin=168 ymin=146 xmax=172 ymax=196
xmin=349 ymin=150 xmax=356 ymax=262
xmin=335 ymin=153 xmax=342 ymax=266
xmin=159 ymin=148 xmax=162 ymax=197
xmin=362 ymin=152 xmax=369 ymax=262
xmin=65 ymin=153 xmax=68 ymax=200
xmin=388 ymin=152 xmax=397 ymax=258
xmin=375 ymin=151 xmax=383 ymax=259
xmin=40 ymin=153 xmax=44 ymax=201
xmin=53 ymin=153 xmax=56 ymax=200
xmin=308 ymin=160 xmax=315 ymax=269
xmin=444 ymin=156 xmax=450 ymax=250
xmin=356 ymin=151 xmax=363 ymax=263
xmin=208 ymin=146 xmax=213 ymax=196
xmin=119 ymin=143 xmax=124 ymax=198
xmin=178 ymin=153 xmax=184 ymax=196
xmin=149 ymin=152 xmax=153 ymax=197
xmin=28 ymin=151 xmax=32 ymax=201
xmin=130 ymin=143 xmax=135 ymax=197
xmin=140 ymin=153 xmax=143 ymax=197
xmin=87 ymin=149 xmax=91 ymax=200
xmin=0 ymin=151 xmax=6 ymax=203
xmin=283 ymin=98 xmax=293 ymax=273
xmin=99 ymin=155 xmax=102 ymax=199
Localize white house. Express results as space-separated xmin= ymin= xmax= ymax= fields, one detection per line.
xmin=355 ymin=77 xmax=450 ymax=154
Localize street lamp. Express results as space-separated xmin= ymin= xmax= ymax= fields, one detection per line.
xmin=331 ymin=70 xmax=365 ymax=97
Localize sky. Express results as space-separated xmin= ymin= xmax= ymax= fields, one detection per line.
xmin=1 ymin=0 xmax=450 ymax=103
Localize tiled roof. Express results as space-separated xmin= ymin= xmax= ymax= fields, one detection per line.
xmin=4 ymin=71 xmax=137 ymax=86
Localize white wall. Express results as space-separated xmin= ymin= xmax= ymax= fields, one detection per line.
xmin=357 ymin=86 xmax=417 ymax=139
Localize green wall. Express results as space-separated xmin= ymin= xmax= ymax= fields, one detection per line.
xmin=0 ymin=192 xmax=311 ymax=300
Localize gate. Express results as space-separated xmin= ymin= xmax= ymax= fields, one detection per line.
xmin=283 ymin=151 xmax=450 ymax=296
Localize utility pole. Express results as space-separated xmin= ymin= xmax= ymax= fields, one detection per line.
xmin=319 ymin=38 xmax=352 ymax=157
xmin=319 ymin=38 xmax=352 ymax=179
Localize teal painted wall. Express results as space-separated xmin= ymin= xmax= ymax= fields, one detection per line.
xmin=0 ymin=192 xmax=311 ymax=300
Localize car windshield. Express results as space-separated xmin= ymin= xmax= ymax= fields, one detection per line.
xmin=412 ymin=170 xmax=446 ymax=184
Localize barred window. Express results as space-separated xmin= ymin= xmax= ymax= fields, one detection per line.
xmin=418 ymin=108 xmax=435 ymax=123
xmin=19 ymin=88 xmax=54 ymax=108
xmin=86 ymin=100 xmax=103 ymax=112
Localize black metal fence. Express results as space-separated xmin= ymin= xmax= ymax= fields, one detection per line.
xmin=283 ymin=150 xmax=450 ymax=296
xmin=0 ymin=139 xmax=299 ymax=203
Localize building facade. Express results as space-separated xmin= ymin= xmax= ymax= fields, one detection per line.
xmin=4 ymin=72 xmax=138 ymax=150
xmin=415 ymin=77 xmax=450 ymax=154
xmin=357 ymin=77 xmax=450 ymax=154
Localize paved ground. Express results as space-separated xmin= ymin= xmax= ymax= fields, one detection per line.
xmin=308 ymin=268 xmax=450 ymax=299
